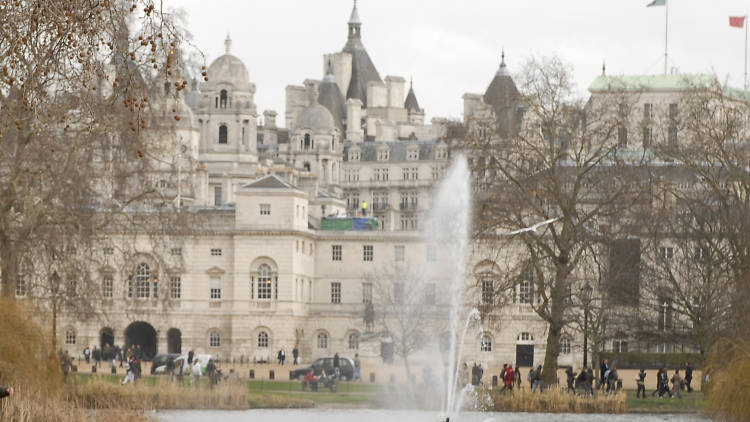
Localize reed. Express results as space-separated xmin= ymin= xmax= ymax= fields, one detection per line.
xmin=706 ymin=339 xmax=750 ymax=422
xmin=489 ymin=387 xmax=627 ymax=413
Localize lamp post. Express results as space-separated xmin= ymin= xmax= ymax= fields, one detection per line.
xmin=581 ymin=282 xmax=593 ymax=369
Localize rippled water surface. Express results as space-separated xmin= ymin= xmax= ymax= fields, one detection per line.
xmin=157 ymin=409 xmax=711 ymax=422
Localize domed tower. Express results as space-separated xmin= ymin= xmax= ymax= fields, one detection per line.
xmin=195 ymin=35 xmax=259 ymax=161
xmin=293 ymin=89 xmax=343 ymax=188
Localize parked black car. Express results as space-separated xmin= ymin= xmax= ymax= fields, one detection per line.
xmin=150 ymin=353 xmax=181 ymax=374
xmin=291 ymin=357 xmax=355 ymax=381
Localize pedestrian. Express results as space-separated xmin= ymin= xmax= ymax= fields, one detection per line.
xmin=0 ymin=386 xmax=14 ymax=399
xmin=459 ymin=362 xmax=469 ymax=386
xmin=92 ymin=346 xmax=101 ymax=368
xmin=684 ymin=362 xmax=693 ymax=392
xmin=333 ymin=352 xmax=340 ymax=378
xmin=514 ymin=365 xmax=521 ymax=389
xmin=499 ymin=364 xmax=508 ymax=392
xmin=353 ymin=353 xmax=362 ymax=381
xmin=599 ymin=359 xmax=608 ymax=390
xmin=281 ymin=349 xmax=286 ymax=365
xmin=292 ymin=347 xmax=299 ymax=365
xmin=575 ymin=366 xmax=587 ymax=394
xmin=636 ymin=369 xmax=647 ymax=399
xmin=476 ymin=363 xmax=484 ymax=385
xmin=586 ymin=368 xmax=595 ymax=397
xmin=83 ymin=346 xmax=91 ymax=364
xmin=606 ymin=364 xmax=619 ymax=395
xmin=527 ymin=367 xmax=535 ymax=390
xmin=61 ymin=350 xmax=72 ymax=379
xmin=565 ymin=367 xmax=575 ymax=393
xmin=122 ymin=356 xmax=135 ymax=385
xmin=192 ymin=359 xmax=202 ymax=386
xmin=532 ymin=365 xmax=543 ymax=393
xmin=188 ymin=350 xmax=194 ymax=365
xmin=206 ymin=359 xmax=218 ymax=388
xmin=362 ymin=200 xmax=368 ymax=216
xmin=503 ymin=364 xmax=514 ymax=393
xmin=671 ymin=369 xmax=683 ymax=399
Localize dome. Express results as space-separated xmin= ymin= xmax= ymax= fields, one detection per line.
xmin=205 ymin=35 xmax=250 ymax=90
xmin=296 ymin=103 xmax=336 ymax=132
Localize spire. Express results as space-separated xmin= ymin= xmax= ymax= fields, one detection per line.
xmin=496 ymin=49 xmax=509 ymax=77
xmin=347 ymin=0 xmax=362 ymax=40
xmin=349 ymin=0 xmax=361 ymax=24
xmin=404 ymin=77 xmax=421 ymax=112
xmin=323 ymin=58 xmax=336 ymax=82
xmin=602 ymin=60 xmax=606 ymax=76
xmin=501 ymin=49 xmax=506 ymax=68
xmin=224 ymin=34 xmax=232 ymax=54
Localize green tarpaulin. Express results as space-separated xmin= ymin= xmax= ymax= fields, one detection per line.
xmin=320 ymin=217 xmax=378 ymax=231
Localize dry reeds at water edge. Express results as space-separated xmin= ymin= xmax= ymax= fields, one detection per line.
xmin=706 ymin=338 xmax=750 ymax=422
xmin=488 ymin=387 xmax=627 ymax=413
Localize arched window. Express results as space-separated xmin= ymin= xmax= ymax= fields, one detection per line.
xmin=480 ymin=335 xmax=492 ymax=352
xmin=257 ymin=264 xmax=272 ymax=299
xmin=220 ymin=89 xmax=228 ymax=108
xmin=218 ymin=125 xmax=228 ymax=144
xmin=209 ymin=331 xmax=221 ymax=348
xmin=304 ymin=133 xmax=311 ymax=148
xmin=348 ymin=333 xmax=359 ymax=350
xmin=560 ymin=338 xmax=571 ymax=354
xmin=303 ymin=162 xmax=311 ymax=172
xmin=135 ymin=262 xmax=150 ymax=298
xmin=65 ymin=329 xmax=76 ymax=345
xmin=317 ymin=332 xmax=328 ymax=349
xmin=257 ymin=331 xmax=269 ymax=348
xmin=517 ymin=332 xmax=534 ymax=342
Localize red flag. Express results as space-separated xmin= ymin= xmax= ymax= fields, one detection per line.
xmin=729 ymin=16 xmax=746 ymax=28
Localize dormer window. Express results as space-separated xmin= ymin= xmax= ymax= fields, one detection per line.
xmin=407 ymin=148 xmax=419 ymax=161
xmin=220 ymin=89 xmax=228 ymax=108
xmin=436 ymin=147 xmax=448 ymax=160
xmin=377 ymin=149 xmax=389 ymax=161
xmin=349 ymin=150 xmax=360 ymax=161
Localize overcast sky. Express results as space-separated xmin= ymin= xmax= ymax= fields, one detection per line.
xmin=175 ymin=0 xmax=749 ymax=124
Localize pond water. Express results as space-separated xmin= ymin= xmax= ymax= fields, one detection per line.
xmin=157 ymin=409 xmax=711 ymax=422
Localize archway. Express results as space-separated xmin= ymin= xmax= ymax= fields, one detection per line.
xmin=124 ymin=321 xmax=157 ymax=360
xmin=167 ymin=328 xmax=182 ymax=354
xmin=100 ymin=327 xmax=114 ymax=350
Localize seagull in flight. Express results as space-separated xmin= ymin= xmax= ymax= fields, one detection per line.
xmin=503 ymin=217 xmax=560 ymax=236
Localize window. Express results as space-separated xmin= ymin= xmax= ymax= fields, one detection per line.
xmin=218 ymin=124 xmax=228 ymax=144
xmin=658 ymin=299 xmax=673 ymax=331
xmin=135 ymin=262 xmax=150 ymax=298
xmin=394 ymin=245 xmax=405 ymax=262
xmin=258 ymin=331 xmax=269 ymax=348
xmin=518 ymin=332 xmax=533 ymax=341
xmin=210 ymin=277 xmax=221 ymax=300
xmin=103 ymin=276 xmax=113 ymax=298
xmin=560 ymin=338 xmax=571 ymax=354
xmin=411 ymin=168 xmax=419 ymax=180
xmin=257 ymin=264 xmax=272 ymax=299
xmin=519 ymin=280 xmax=533 ymax=304
xmin=304 ymin=133 xmax=311 ymax=148
xmin=331 ymin=282 xmax=341 ymax=304
xmin=481 ymin=279 xmax=494 ymax=305
xmin=65 ymin=329 xmax=76 ymax=345
xmin=659 ymin=246 xmax=674 ymax=260
xmin=426 ymin=245 xmax=436 ymax=262
xmin=348 ymin=333 xmax=359 ymax=350
xmin=317 ymin=332 xmax=328 ymax=349
xmin=170 ymin=248 xmax=182 ymax=256
xmin=363 ymin=245 xmax=373 ymax=262
xmin=393 ymin=282 xmax=404 ymax=304
xmin=668 ymin=126 xmax=678 ymax=145
xmin=423 ymin=283 xmax=436 ymax=305
xmin=103 ymin=247 xmax=114 ymax=256
xmin=618 ymin=126 xmax=627 ymax=147
xmin=669 ymin=103 xmax=678 ymax=120
xmin=362 ymin=282 xmax=373 ymax=304
xmin=214 ymin=186 xmax=222 ymax=205
xmin=642 ymin=126 xmax=652 ymax=147
xmin=643 ymin=103 xmax=653 ymax=119
xmin=169 ymin=276 xmax=181 ymax=299
xmin=431 ymin=167 xmax=440 ymax=180
xmin=332 ymin=245 xmax=342 ymax=261
xmin=260 ymin=204 xmax=271 ymax=215
xmin=211 ymin=248 xmax=222 ymax=256
xmin=480 ymin=335 xmax=492 ymax=352
xmin=209 ymin=331 xmax=220 ymax=348
xmin=220 ymin=89 xmax=228 ymax=108
xmin=15 ymin=263 xmax=26 ymax=297
xmin=614 ymin=339 xmax=629 ymax=353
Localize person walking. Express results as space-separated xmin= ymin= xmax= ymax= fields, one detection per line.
xmin=636 ymin=369 xmax=647 ymax=399
xmin=353 ymin=353 xmax=362 ymax=382
xmin=585 ymin=367 xmax=595 ymax=397
xmin=206 ymin=359 xmax=218 ymax=388
xmin=671 ymin=369 xmax=683 ymax=399
xmin=83 ymin=346 xmax=91 ymax=364
xmin=606 ymin=364 xmax=619 ymax=395
xmin=532 ymin=365 xmax=543 ymax=393
xmin=565 ymin=367 xmax=576 ymax=393
xmin=459 ymin=362 xmax=469 ymax=386
xmin=187 ymin=350 xmax=194 ymax=365
xmin=503 ymin=364 xmax=514 ymax=393
xmin=514 ymin=365 xmax=521 ymax=389
xmin=599 ymin=359 xmax=609 ymax=390
xmin=499 ymin=364 xmax=508 ymax=392
xmin=333 ymin=352 xmax=341 ymax=378
xmin=191 ymin=359 xmax=202 ymax=387
xmin=684 ymin=362 xmax=693 ymax=392
xmin=92 ymin=346 xmax=101 ymax=368
xmin=122 ymin=356 xmax=135 ymax=385
xmin=292 ymin=347 xmax=299 ymax=365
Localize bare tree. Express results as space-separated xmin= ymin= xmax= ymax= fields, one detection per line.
xmin=465 ymin=56 xmax=648 ymax=384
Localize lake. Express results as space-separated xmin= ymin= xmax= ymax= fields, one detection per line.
xmin=157 ymin=409 xmax=711 ymax=422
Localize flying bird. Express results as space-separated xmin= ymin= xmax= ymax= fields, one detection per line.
xmin=503 ymin=217 xmax=560 ymax=236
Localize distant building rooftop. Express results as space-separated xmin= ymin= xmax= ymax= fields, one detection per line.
xmin=588 ymin=74 xmax=716 ymax=93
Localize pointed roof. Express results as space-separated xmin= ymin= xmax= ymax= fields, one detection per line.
xmin=343 ymin=0 xmax=382 ymax=106
xmin=318 ymin=61 xmax=346 ymax=132
xmin=484 ymin=51 xmax=521 ymax=135
xmin=404 ymin=78 xmax=421 ymax=112
xmin=242 ymin=174 xmax=300 ymax=190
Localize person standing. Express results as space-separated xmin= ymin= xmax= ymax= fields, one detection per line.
xmin=206 ymin=359 xmax=218 ymax=388
xmin=187 ymin=350 xmax=194 ymax=365
xmin=671 ymin=369 xmax=683 ymax=399
xmin=565 ymin=367 xmax=575 ymax=393
xmin=361 ymin=201 xmax=368 ymax=217
xmin=532 ymin=365 xmax=543 ymax=393
xmin=353 ymin=353 xmax=362 ymax=382
xmin=684 ymin=362 xmax=693 ymax=392
xmin=504 ymin=364 xmax=514 ymax=393
xmin=499 ymin=364 xmax=508 ymax=392
xmin=514 ymin=365 xmax=521 ymax=389
xmin=122 ymin=356 xmax=135 ymax=385
xmin=636 ymin=369 xmax=647 ymax=399
xmin=599 ymin=359 xmax=608 ymax=390
xmin=586 ymin=368 xmax=595 ymax=397
xmin=191 ymin=360 xmax=202 ymax=387
xmin=92 ymin=346 xmax=101 ymax=368
xmin=292 ymin=347 xmax=299 ymax=365
xmin=83 ymin=346 xmax=91 ymax=364
xmin=459 ymin=362 xmax=469 ymax=386
xmin=333 ymin=352 xmax=340 ymax=378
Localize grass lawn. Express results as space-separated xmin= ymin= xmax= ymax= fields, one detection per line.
xmin=624 ymin=389 xmax=707 ymax=413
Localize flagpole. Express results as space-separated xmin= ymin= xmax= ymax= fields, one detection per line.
xmin=664 ymin=0 xmax=669 ymax=75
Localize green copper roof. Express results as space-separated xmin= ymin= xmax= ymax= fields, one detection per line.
xmin=723 ymin=86 xmax=750 ymax=101
xmin=588 ymin=74 xmax=716 ymax=93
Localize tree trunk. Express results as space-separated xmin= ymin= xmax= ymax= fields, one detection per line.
xmin=0 ymin=241 xmax=15 ymax=298
xmin=541 ymin=263 xmax=567 ymax=386
xmin=52 ymin=300 xmax=58 ymax=352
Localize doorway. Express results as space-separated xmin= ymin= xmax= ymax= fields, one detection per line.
xmin=167 ymin=328 xmax=182 ymax=354
xmin=124 ymin=321 xmax=157 ymax=360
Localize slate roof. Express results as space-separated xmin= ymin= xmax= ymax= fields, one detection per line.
xmin=342 ymin=2 xmax=381 ymax=106
xmin=404 ymin=82 xmax=421 ymax=112
xmin=242 ymin=173 xmax=300 ymax=190
xmin=318 ymin=71 xmax=346 ymax=132
xmin=343 ymin=140 xmax=446 ymax=162
xmin=483 ymin=54 xmax=521 ymax=136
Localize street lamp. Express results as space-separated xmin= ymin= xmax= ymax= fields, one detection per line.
xmin=581 ymin=282 xmax=593 ymax=369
